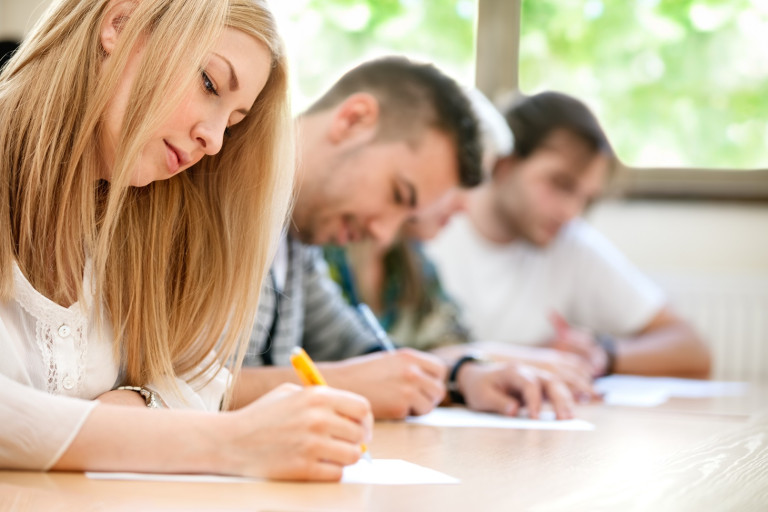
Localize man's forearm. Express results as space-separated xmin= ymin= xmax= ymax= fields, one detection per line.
xmin=230 ymin=366 xmax=302 ymax=409
xmin=615 ymin=321 xmax=711 ymax=378
xmin=230 ymin=362 xmax=348 ymax=410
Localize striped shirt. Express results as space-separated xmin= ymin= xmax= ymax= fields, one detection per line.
xmin=244 ymin=236 xmax=379 ymax=368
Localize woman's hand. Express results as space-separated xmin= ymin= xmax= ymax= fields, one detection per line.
xmin=219 ymin=383 xmax=373 ymax=481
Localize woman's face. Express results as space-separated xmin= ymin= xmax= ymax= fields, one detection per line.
xmin=100 ymin=27 xmax=272 ymax=186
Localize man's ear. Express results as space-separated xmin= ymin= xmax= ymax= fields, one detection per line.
xmin=327 ymin=92 xmax=380 ymax=145
xmin=491 ymin=154 xmax=518 ymax=182
xmin=100 ymin=0 xmax=137 ymax=56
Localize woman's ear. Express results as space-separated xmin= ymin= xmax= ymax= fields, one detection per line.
xmin=99 ymin=0 xmax=137 ymax=56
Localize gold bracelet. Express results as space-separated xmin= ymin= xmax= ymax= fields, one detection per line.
xmin=115 ymin=385 xmax=162 ymax=409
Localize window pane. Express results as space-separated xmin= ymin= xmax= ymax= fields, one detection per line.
xmin=272 ymin=0 xmax=477 ymax=112
xmin=519 ymin=0 xmax=768 ymax=169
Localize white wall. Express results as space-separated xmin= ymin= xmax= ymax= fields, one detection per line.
xmin=588 ymin=200 xmax=768 ymax=276
xmin=0 ymin=0 xmax=50 ymax=40
xmin=588 ymin=200 xmax=768 ymax=381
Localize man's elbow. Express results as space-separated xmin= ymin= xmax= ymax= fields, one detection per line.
xmin=682 ymin=323 xmax=712 ymax=379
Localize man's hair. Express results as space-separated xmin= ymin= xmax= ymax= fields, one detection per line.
xmin=503 ymin=91 xmax=613 ymax=160
xmin=306 ymin=56 xmax=482 ymax=188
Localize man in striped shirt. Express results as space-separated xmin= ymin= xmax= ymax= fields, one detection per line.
xmin=233 ymin=58 xmax=575 ymax=420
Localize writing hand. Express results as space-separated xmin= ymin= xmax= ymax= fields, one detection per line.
xmin=323 ymin=348 xmax=447 ymax=419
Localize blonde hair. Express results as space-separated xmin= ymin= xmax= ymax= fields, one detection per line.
xmin=0 ymin=0 xmax=294 ymax=400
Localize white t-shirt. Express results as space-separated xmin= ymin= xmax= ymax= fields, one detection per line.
xmin=426 ymin=215 xmax=665 ymax=345
xmin=0 ymin=263 xmax=229 ymax=470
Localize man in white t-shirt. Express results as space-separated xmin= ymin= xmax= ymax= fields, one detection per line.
xmin=427 ymin=92 xmax=711 ymax=385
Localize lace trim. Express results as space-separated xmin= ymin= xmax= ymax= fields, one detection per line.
xmin=35 ymin=321 xmax=58 ymax=394
xmin=75 ymin=323 xmax=88 ymax=392
xmin=12 ymin=264 xmax=91 ymax=394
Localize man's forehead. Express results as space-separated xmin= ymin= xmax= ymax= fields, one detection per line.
xmin=407 ymin=131 xmax=460 ymax=210
xmin=539 ymin=129 xmax=596 ymax=162
xmin=580 ymin=152 xmax=610 ymax=191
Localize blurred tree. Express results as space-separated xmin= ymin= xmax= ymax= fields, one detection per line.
xmin=278 ymin=0 xmax=765 ymax=169
xmin=519 ymin=0 xmax=768 ymax=169
xmin=273 ymin=0 xmax=476 ymax=111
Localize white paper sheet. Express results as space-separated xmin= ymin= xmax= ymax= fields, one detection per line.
xmin=601 ymin=388 xmax=670 ymax=407
xmin=594 ymin=375 xmax=749 ymax=407
xmin=85 ymin=459 xmax=459 ymax=485
xmin=406 ymin=407 xmax=595 ymax=431
xmin=85 ymin=472 xmax=258 ymax=484
xmin=341 ymin=459 xmax=459 ymax=485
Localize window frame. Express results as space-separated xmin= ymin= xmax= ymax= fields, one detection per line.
xmin=475 ymin=0 xmax=768 ymax=201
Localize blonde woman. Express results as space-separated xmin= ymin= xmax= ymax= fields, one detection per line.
xmin=0 ymin=0 xmax=371 ymax=481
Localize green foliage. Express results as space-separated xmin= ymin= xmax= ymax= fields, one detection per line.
xmin=279 ymin=0 xmax=476 ymax=110
xmin=519 ymin=0 xmax=768 ymax=169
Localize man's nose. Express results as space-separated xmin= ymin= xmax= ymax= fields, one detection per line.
xmin=366 ymin=212 xmax=408 ymax=248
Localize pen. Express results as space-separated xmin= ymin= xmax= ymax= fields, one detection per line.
xmin=289 ymin=347 xmax=372 ymax=462
xmin=356 ymin=303 xmax=397 ymax=353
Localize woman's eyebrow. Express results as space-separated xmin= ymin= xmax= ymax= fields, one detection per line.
xmin=212 ymin=52 xmax=250 ymax=116
xmin=213 ymin=52 xmax=239 ymax=92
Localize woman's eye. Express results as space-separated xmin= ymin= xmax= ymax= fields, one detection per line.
xmin=202 ymin=71 xmax=218 ymax=96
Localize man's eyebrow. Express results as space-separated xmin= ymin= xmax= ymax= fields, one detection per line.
xmin=213 ymin=52 xmax=250 ymax=117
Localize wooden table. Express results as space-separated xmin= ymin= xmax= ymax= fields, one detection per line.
xmin=2 ymin=384 xmax=767 ymax=511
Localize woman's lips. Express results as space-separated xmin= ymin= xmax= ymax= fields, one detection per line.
xmin=164 ymin=141 xmax=191 ymax=175
xmin=164 ymin=141 xmax=180 ymax=174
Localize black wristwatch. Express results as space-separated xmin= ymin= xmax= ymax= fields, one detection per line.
xmin=447 ymin=354 xmax=483 ymax=404
xmin=596 ymin=334 xmax=617 ymax=376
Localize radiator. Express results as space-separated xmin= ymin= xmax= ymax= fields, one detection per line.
xmin=651 ymin=273 xmax=768 ymax=382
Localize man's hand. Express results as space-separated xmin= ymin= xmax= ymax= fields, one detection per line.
xmin=504 ymin=346 xmax=599 ymax=400
xmin=548 ymin=311 xmax=608 ymax=378
xmin=323 ymin=348 xmax=447 ymax=419
xmin=456 ymin=361 xmax=575 ymax=420
xmin=549 ymin=328 xmax=608 ymax=379
xmin=435 ymin=341 xmax=599 ymax=401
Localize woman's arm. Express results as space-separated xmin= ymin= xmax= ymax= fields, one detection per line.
xmin=7 ymin=380 xmax=371 ymax=481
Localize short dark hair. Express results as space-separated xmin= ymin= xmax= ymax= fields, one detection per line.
xmin=503 ymin=91 xmax=613 ymax=160
xmin=306 ymin=56 xmax=482 ymax=188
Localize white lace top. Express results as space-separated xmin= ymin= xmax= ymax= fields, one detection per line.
xmin=0 ymin=264 xmax=230 ymax=470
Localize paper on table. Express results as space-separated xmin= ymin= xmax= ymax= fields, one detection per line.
xmin=341 ymin=459 xmax=458 ymax=485
xmin=85 ymin=459 xmax=459 ymax=485
xmin=86 ymin=472 xmax=258 ymax=484
xmin=595 ymin=375 xmax=749 ymax=407
xmin=406 ymin=407 xmax=595 ymax=431
xmin=601 ymin=388 xmax=669 ymax=407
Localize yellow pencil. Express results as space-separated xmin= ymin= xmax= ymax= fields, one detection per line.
xmin=289 ymin=347 xmax=372 ymax=462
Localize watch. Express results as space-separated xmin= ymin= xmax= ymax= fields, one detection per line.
xmin=116 ymin=385 xmax=163 ymax=408
xmin=596 ymin=335 xmax=617 ymax=376
xmin=447 ymin=354 xmax=484 ymax=405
